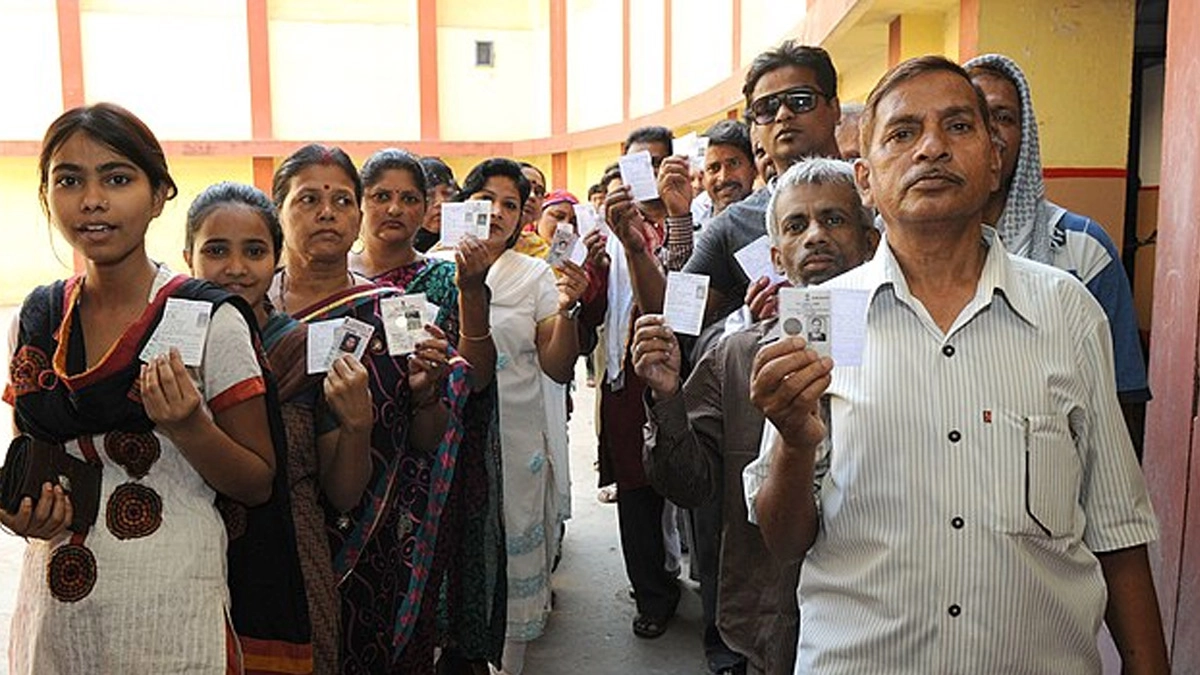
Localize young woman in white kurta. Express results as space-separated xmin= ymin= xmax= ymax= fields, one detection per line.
xmin=454 ymin=159 xmax=587 ymax=675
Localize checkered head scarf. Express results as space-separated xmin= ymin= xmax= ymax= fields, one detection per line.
xmin=964 ymin=53 xmax=1057 ymax=264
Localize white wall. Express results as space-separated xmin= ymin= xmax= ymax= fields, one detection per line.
xmin=566 ymin=0 xmax=623 ymax=132
xmin=81 ymin=0 xmax=251 ymax=139
xmin=270 ymin=18 xmax=422 ymax=141
xmin=671 ymin=0 xmax=733 ymax=103
xmin=438 ymin=26 xmax=551 ymax=140
xmin=628 ymin=0 xmax=665 ymax=118
xmin=0 ymin=0 xmax=63 ymax=139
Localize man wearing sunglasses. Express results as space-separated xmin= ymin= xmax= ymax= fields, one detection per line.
xmin=607 ymin=40 xmax=845 ymax=338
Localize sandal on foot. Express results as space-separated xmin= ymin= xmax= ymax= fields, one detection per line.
xmin=632 ymin=613 xmax=670 ymax=639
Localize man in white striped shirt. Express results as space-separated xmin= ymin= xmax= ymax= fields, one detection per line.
xmin=743 ymin=56 xmax=1168 ymax=674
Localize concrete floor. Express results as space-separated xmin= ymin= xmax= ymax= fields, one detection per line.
xmin=0 ymin=308 xmax=706 ymax=673
xmin=524 ymin=372 xmax=706 ymax=674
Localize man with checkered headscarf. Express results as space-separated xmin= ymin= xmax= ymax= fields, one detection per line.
xmin=965 ymin=54 xmax=1150 ymax=417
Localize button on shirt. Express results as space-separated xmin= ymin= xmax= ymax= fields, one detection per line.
xmin=742 ymin=228 xmax=1158 ymax=675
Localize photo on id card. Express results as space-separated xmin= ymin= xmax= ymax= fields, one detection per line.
xmin=778 ymin=287 xmax=831 ymax=357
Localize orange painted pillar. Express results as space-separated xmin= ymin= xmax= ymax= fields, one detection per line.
xmin=246 ymin=0 xmax=274 ymax=194
xmin=1143 ymin=0 xmax=1200 ymax=669
xmin=55 ymin=0 xmax=86 ymax=274
xmin=417 ymin=0 xmax=440 ymax=141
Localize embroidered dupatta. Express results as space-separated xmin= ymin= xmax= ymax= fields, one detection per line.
xmin=292 ymin=283 xmax=471 ymax=663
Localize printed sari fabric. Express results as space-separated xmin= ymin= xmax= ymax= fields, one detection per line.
xmin=259 ymin=311 xmax=340 ymax=675
xmin=370 ymin=257 xmax=506 ymax=666
xmin=291 ymin=281 xmax=471 ymax=673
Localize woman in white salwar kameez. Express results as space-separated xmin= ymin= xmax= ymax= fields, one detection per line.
xmin=456 ymin=159 xmax=587 ymax=675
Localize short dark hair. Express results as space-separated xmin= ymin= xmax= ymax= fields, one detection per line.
xmin=361 ymin=148 xmax=427 ymax=201
xmin=702 ymin=119 xmax=753 ymax=164
xmin=587 ymin=183 xmax=603 ymax=199
xmin=600 ymin=162 xmax=622 ymax=190
xmin=186 ymin=182 xmax=283 ymax=263
xmin=625 ymin=126 xmax=674 ymax=155
xmin=419 ymin=156 xmax=457 ymax=191
xmin=457 ymin=158 xmax=531 ymax=249
xmin=742 ymin=40 xmax=838 ymax=106
xmin=860 ymin=55 xmax=991 ymax=158
xmin=271 ymin=144 xmax=362 ymax=208
xmin=38 ymin=102 xmax=178 ymax=215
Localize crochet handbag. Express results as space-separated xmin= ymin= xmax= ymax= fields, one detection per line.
xmin=0 ymin=435 xmax=101 ymax=533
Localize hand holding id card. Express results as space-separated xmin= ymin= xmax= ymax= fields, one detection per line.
xmin=140 ymin=298 xmax=213 ymax=367
xmin=307 ymin=317 xmax=375 ymax=373
xmin=380 ymin=294 xmax=439 ymax=356
xmin=777 ymin=287 xmax=869 ymax=365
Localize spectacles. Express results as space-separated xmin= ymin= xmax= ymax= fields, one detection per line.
xmin=747 ymin=88 xmax=828 ymax=125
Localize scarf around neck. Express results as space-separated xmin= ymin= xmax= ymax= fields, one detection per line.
xmin=964 ymin=53 xmax=1058 ymax=265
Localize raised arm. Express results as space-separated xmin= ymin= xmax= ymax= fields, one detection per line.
xmin=605 ymin=185 xmax=668 ymax=314
xmin=748 ymin=336 xmax=831 ymax=562
xmin=454 ymin=235 xmax=497 ymax=391
xmin=634 ymin=314 xmax=721 ymax=507
xmin=536 ymin=260 xmax=587 ymax=384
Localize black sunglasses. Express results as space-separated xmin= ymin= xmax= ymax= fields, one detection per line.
xmin=747 ymin=88 xmax=828 ymax=125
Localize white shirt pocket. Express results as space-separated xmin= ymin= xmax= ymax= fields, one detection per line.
xmin=1023 ymin=413 xmax=1082 ymax=539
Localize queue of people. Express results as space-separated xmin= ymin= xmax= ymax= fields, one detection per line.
xmin=0 ymin=35 xmax=1167 ymax=675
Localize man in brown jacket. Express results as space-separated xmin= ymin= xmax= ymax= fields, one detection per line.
xmin=631 ymin=157 xmax=877 ymax=674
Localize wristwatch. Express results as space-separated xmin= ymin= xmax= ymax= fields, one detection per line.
xmin=560 ymin=301 xmax=582 ymax=320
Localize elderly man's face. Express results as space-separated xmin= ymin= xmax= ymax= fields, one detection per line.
xmin=856 ymin=70 xmax=999 ymax=229
xmin=836 ymin=114 xmax=862 ymax=160
xmin=770 ymin=181 xmax=877 ymax=286
xmin=971 ymin=72 xmax=1022 ymax=190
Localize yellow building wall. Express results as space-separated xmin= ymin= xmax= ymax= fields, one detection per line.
xmin=0 ymin=0 xmax=63 ymax=140
xmin=0 ymin=158 xmax=74 ymax=305
xmin=565 ymin=0 xmax=623 ymax=132
xmin=943 ymin=4 xmax=960 ymax=61
xmin=975 ymin=0 xmax=1134 ymax=169
xmin=671 ymin=0 xmax=733 ymax=104
xmin=897 ymin=13 xmax=944 ymax=62
xmin=566 ymin=143 xmax=623 ymax=198
xmin=837 ymin=52 xmax=888 ymax=104
xmin=150 ymin=157 xmax=256 ymax=274
xmin=0 ymin=156 xmax=255 ymax=306
xmin=81 ymin=0 xmax=251 ymax=140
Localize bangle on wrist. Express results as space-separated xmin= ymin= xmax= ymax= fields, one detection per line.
xmin=460 ymin=330 xmax=491 ymax=342
xmin=559 ymin=301 xmax=582 ymax=320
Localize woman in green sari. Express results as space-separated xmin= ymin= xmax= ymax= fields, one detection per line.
xmin=350 ymin=148 xmax=504 ymax=674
